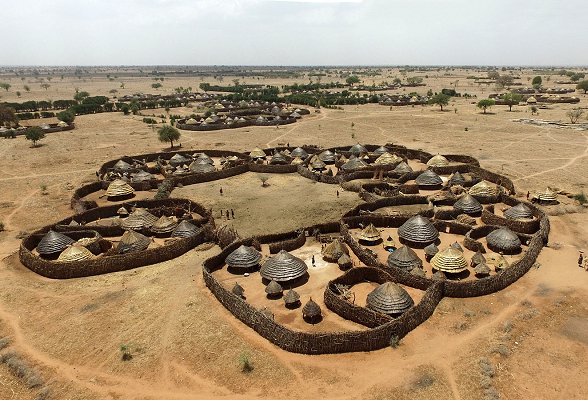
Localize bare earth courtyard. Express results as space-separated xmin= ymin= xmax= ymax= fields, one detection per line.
xmin=0 ymin=69 xmax=587 ymax=400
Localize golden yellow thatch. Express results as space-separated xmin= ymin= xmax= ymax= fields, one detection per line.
xmin=431 ymin=247 xmax=468 ymax=273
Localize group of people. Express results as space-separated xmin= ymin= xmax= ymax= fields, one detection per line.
xmin=219 ymin=209 xmax=235 ymax=220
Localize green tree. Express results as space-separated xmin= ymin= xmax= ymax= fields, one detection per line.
xmin=24 ymin=85 xmax=30 ymax=92
xmin=576 ymin=80 xmax=588 ymax=94
xmin=566 ymin=109 xmax=584 ymax=124
xmin=157 ymin=125 xmax=180 ymax=148
xmin=0 ymin=104 xmax=18 ymax=127
xmin=570 ymin=73 xmax=585 ymax=82
xmin=496 ymin=74 xmax=514 ymax=88
xmin=406 ymin=76 xmax=423 ymax=85
xmin=56 ymin=110 xmax=76 ymax=124
xmin=428 ymin=93 xmax=450 ymax=111
xmin=129 ymin=101 xmax=140 ymax=115
xmin=345 ymin=75 xmax=360 ymax=85
xmin=501 ymin=92 xmax=523 ymax=111
xmin=74 ymin=91 xmax=89 ymax=103
xmin=151 ymin=83 xmax=162 ymax=89
xmin=25 ymin=126 xmax=45 ymax=147
xmin=531 ymin=76 xmax=542 ymax=87
xmin=0 ymin=82 xmax=11 ymax=91
xmin=477 ymin=99 xmax=495 ymax=114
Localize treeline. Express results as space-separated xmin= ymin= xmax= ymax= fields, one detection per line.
xmin=221 ymin=90 xmax=381 ymax=107
xmin=198 ymin=83 xmax=269 ymax=93
xmin=282 ymin=82 xmax=348 ymax=92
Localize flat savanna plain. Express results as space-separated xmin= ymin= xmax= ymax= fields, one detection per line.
xmin=0 ymin=69 xmax=587 ymax=399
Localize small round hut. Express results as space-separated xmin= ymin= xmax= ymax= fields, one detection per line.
xmin=302 ymin=298 xmax=322 ymax=324
xmin=453 ymin=194 xmax=483 ymax=215
xmin=431 ymin=247 xmax=468 ymax=274
xmin=117 ymin=230 xmax=151 ymax=254
xmin=426 ymin=154 xmax=449 ymax=168
xmin=387 ymin=246 xmax=422 ymax=271
xmin=322 ymin=240 xmax=348 ymax=262
xmin=358 ymin=223 xmax=382 ymax=245
xmin=105 ymin=179 xmax=135 ymax=200
xmin=225 ymin=245 xmax=262 ymax=271
xmin=415 ymin=170 xmax=443 ymax=188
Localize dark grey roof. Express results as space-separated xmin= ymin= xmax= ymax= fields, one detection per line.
xmin=387 ymin=246 xmax=422 ymax=271
xmin=36 ymin=230 xmax=75 ymax=256
xmin=366 ymin=282 xmax=414 ymax=315
xmin=487 ymin=228 xmax=522 ymax=253
xmin=504 ymin=203 xmax=533 ymax=220
xmin=225 ymin=245 xmax=262 ymax=269
xmin=453 ymin=194 xmax=482 ymax=215
xmin=415 ymin=170 xmax=443 ymax=187
xmin=398 ymin=215 xmax=439 ymax=244
xmin=260 ymin=250 xmax=308 ymax=282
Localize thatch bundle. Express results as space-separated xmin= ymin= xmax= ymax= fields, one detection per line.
xmin=366 ymin=282 xmax=414 ymax=315
xmin=150 ymin=215 xmax=178 ymax=235
xmin=318 ymin=150 xmax=336 ymax=163
xmin=121 ymin=208 xmax=158 ymax=230
xmin=469 ymin=180 xmax=500 ymax=197
xmin=448 ymin=171 xmax=466 ymax=186
xmin=57 ymin=245 xmax=95 ymax=262
xmin=431 ymin=247 xmax=468 ymax=273
xmin=105 ymin=179 xmax=135 ymax=198
xmin=415 ymin=170 xmax=443 ymax=187
xmin=504 ymin=203 xmax=533 ymax=220
xmin=36 ymin=230 xmax=75 ymax=256
xmin=225 ymin=245 xmax=262 ymax=270
xmin=302 ymin=298 xmax=322 ymax=322
xmin=291 ymin=147 xmax=308 ymax=159
xmin=232 ymin=282 xmax=245 ymax=297
xmin=349 ymin=144 xmax=368 ymax=156
xmin=387 ymin=246 xmax=422 ymax=271
xmin=474 ymin=262 xmax=491 ymax=277
xmin=394 ymin=161 xmax=413 ymax=174
xmin=171 ymin=220 xmax=200 ymax=238
xmin=373 ymin=146 xmax=390 ymax=156
xmin=284 ymin=289 xmax=301 ymax=307
xmin=265 ymin=279 xmax=283 ymax=297
xmin=453 ymin=194 xmax=483 ymax=215
xmin=486 ymin=228 xmax=521 ymax=254
xmin=374 ymin=152 xmax=402 ymax=166
xmin=249 ymin=147 xmax=266 ymax=159
xmin=260 ymin=250 xmax=308 ymax=282
xmin=426 ymin=154 xmax=449 ymax=167
xmin=117 ymin=230 xmax=151 ymax=254
xmin=358 ymin=223 xmax=381 ymax=243
xmin=341 ymin=157 xmax=368 ymax=172
xmin=398 ymin=215 xmax=439 ymax=245
xmin=322 ymin=240 xmax=348 ymax=262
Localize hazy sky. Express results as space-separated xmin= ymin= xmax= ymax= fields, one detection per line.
xmin=2 ymin=0 xmax=586 ymax=66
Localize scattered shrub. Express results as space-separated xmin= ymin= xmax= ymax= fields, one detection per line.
xmin=0 ymin=337 xmax=10 ymax=349
xmin=0 ymin=352 xmax=44 ymax=389
xmin=239 ymin=351 xmax=253 ymax=373
xmin=573 ymin=192 xmax=586 ymax=204
xmin=120 ymin=344 xmax=132 ymax=361
xmin=389 ymin=334 xmax=400 ymax=348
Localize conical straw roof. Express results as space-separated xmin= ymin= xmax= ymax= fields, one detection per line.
xmin=121 ymin=208 xmax=158 ymax=230
xmin=302 ymin=298 xmax=322 ymax=319
xmin=284 ymin=289 xmax=300 ymax=305
xmin=318 ymin=150 xmax=336 ymax=163
xmin=249 ymin=147 xmax=266 ymax=159
xmin=415 ymin=170 xmax=443 ymax=187
xmin=450 ymin=241 xmax=463 ymax=252
xmin=341 ymin=157 xmax=368 ymax=171
xmin=486 ymin=228 xmax=521 ymax=253
xmin=291 ymin=156 xmax=304 ymax=165
xmin=195 ymin=153 xmax=214 ymax=164
xmin=373 ymin=146 xmax=390 ymax=156
xmin=383 ymin=235 xmax=396 ymax=249
xmin=322 ymin=240 xmax=348 ymax=262
xmin=260 ymin=250 xmax=308 ymax=282
xmin=471 ymin=251 xmax=486 ymax=267
xmin=150 ymin=215 xmax=178 ymax=234
xmin=113 ymin=159 xmax=132 ymax=171
xmin=456 ymin=214 xmax=477 ymax=225
xmin=270 ymin=152 xmax=288 ymax=165
xmin=131 ymin=170 xmax=154 ymax=182
xmin=117 ymin=206 xmax=129 ymax=216
xmin=387 ymin=246 xmax=422 ymax=271
xmin=291 ymin=147 xmax=308 ymax=159
xmin=375 ymin=152 xmax=403 ymax=166
xmin=36 ymin=230 xmax=75 ymax=256
xmin=337 ymin=253 xmax=352 ymax=269
xmin=349 ymin=144 xmax=368 ymax=156
xmin=453 ymin=194 xmax=482 ymax=215
xmin=398 ymin=215 xmax=439 ymax=244
xmin=57 ymin=245 xmax=95 ymax=262
xmin=469 ymin=180 xmax=500 ymax=197
xmin=105 ymin=179 xmax=135 ymax=198
xmin=311 ymin=159 xmax=326 ymax=170
xmin=225 ymin=245 xmax=262 ymax=269
xmin=426 ymin=154 xmax=449 ymax=167
xmin=189 ymin=161 xmax=216 ymax=174
xmin=431 ymin=247 xmax=468 ymax=273
xmin=424 ymin=242 xmax=439 ymax=257
xmin=358 ymin=223 xmax=381 ymax=242
xmin=474 ymin=262 xmax=491 ymax=277
xmin=265 ymin=279 xmax=283 ymax=296
xmin=448 ymin=171 xmax=466 ymax=186
xmin=172 ymin=220 xmax=200 ymax=238
xmin=117 ymin=230 xmax=150 ymax=254
xmin=394 ymin=161 xmax=413 ymax=174
xmin=535 ymin=188 xmax=557 ymax=202
xmin=169 ymin=153 xmax=191 ymax=166
xmin=366 ymin=282 xmax=414 ymax=315
xmin=504 ymin=203 xmax=533 ymax=220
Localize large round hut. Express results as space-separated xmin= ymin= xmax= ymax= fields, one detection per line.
xmin=322 ymin=240 xmax=348 ymax=262
xmin=486 ymin=228 xmax=522 ymax=254
xmin=122 ymin=208 xmax=158 ymax=231
xmin=105 ymin=179 xmax=135 ymax=200
xmin=387 ymin=246 xmax=422 ymax=271
xmin=415 ymin=170 xmax=443 ymax=188
xmin=453 ymin=194 xmax=483 ymax=215
xmin=225 ymin=245 xmax=262 ymax=271
xmin=504 ymin=203 xmax=533 ymax=220
xmin=117 ymin=230 xmax=151 ymax=254
xmin=172 ymin=220 xmax=201 ymax=238
xmin=430 ymin=247 xmax=468 ymax=274
xmin=398 ymin=215 xmax=439 ymax=246
xmin=260 ymin=250 xmax=308 ymax=283
xmin=366 ymin=282 xmax=414 ymax=316
xmin=426 ymin=154 xmax=449 ymax=168
xmin=358 ymin=223 xmax=382 ymax=245
xmin=36 ymin=230 xmax=75 ymax=258
xmin=349 ymin=144 xmax=368 ymax=156
xmin=57 ymin=245 xmax=95 ymax=262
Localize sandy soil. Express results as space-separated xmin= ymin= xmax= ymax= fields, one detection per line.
xmin=0 ymin=69 xmax=587 ymax=400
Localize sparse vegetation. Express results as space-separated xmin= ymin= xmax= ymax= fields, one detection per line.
xmin=0 ymin=82 xmax=11 ymax=91
xmin=428 ymin=93 xmax=450 ymax=111
xmin=258 ymin=174 xmax=270 ymax=187
xmin=0 ymin=352 xmax=44 ymax=389
xmin=25 ymin=127 xmax=45 ymax=147
xmin=57 ymin=109 xmax=75 ymax=124
xmin=501 ymin=92 xmax=523 ymax=111
xmin=566 ymin=108 xmax=584 ymax=124
xmin=239 ymin=351 xmax=253 ymax=373
xmin=157 ymin=125 xmax=181 ymax=148
xmin=576 ymin=80 xmax=588 ymax=94
xmin=573 ymin=192 xmax=587 ymax=204
xmin=477 ymin=99 xmax=495 ymax=114
xmin=120 ymin=344 xmax=133 ymax=361
xmin=389 ymin=334 xmax=400 ymax=348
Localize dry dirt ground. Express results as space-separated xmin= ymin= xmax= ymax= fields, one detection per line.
xmin=0 ymin=70 xmax=587 ymax=399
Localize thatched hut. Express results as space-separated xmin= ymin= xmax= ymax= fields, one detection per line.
xmin=486 ymin=228 xmax=521 ymax=254
xmin=57 ymin=245 xmax=95 ymax=262
xmin=36 ymin=230 xmax=75 ymax=258
xmin=340 ymin=157 xmax=368 ymax=172
xmin=291 ymin=147 xmax=309 ymax=159
xmin=249 ymin=147 xmax=267 ymax=160
xmin=284 ymin=289 xmax=301 ymax=308
xmin=194 ymin=153 xmax=214 ymax=165
xmin=311 ymin=159 xmax=327 ymax=171
xmin=535 ymin=188 xmax=558 ymax=204
xmin=358 ymin=223 xmax=382 ymax=244
xmin=448 ymin=171 xmax=466 ymax=186
xmin=411 ymin=267 xmax=426 ymax=277
xmin=453 ymin=194 xmax=483 ymax=215
xmin=470 ymin=250 xmax=486 ymax=267
xmin=504 ymin=203 xmax=533 ymax=220
xmin=322 ymin=240 xmax=348 ymax=262
xmin=366 ymin=282 xmax=414 ymax=316
xmin=113 ymin=159 xmax=132 ymax=172
xmin=424 ymin=243 xmax=439 ymax=261
xmin=474 ymin=262 xmax=491 ymax=277
xmin=171 ymin=220 xmax=200 ymax=238
xmin=302 ymin=298 xmax=322 ymax=323
xmin=291 ymin=156 xmax=304 ymax=166
xmin=398 ymin=215 xmax=439 ymax=246
xmin=415 ymin=170 xmax=443 ymax=188
xmin=260 ymin=250 xmax=308 ymax=283
xmin=122 ymin=208 xmax=158 ymax=231
xmin=270 ymin=152 xmax=288 ymax=165
xmin=373 ymin=146 xmax=390 ymax=156
xmin=349 ymin=144 xmax=368 ymax=156
xmin=169 ymin=153 xmax=191 ymax=167
xmin=117 ymin=207 xmax=129 ymax=218
xmin=150 ymin=215 xmax=178 ymax=236
xmin=393 ymin=161 xmax=413 ymax=174
xmin=225 ymin=245 xmax=262 ymax=271
xmin=232 ymin=282 xmax=245 ymax=298
xmin=387 ymin=245 xmax=422 ymax=271
xmin=375 ymin=152 xmax=402 ymax=166
xmin=117 ymin=230 xmax=151 ymax=254
xmin=426 ymin=154 xmax=449 ymax=168
xmin=105 ymin=179 xmax=135 ymax=200
xmin=265 ymin=279 xmax=283 ymax=298
xmin=450 ymin=241 xmax=463 ymax=252
xmin=337 ymin=253 xmax=353 ymax=270
xmin=189 ymin=161 xmax=216 ymax=174
xmin=318 ymin=150 xmax=336 ymax=164
xmin=431 ymin=247 xmax=468 ymax=274
xmin=131 ymin=170 xmax=154 ymax=183
xmin=469 ymin=180 xmax=500 ymax=198
xmin=383 ymin=236 xmax=396 ymax=250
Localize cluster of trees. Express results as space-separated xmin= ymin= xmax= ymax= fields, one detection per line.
xmin=199 ymin=82 xmax=267 ymax=93
xmin=282 ymin=82 xmax=347 ymax=92
xmin=559 ymin=70 xmax=586 ymax=82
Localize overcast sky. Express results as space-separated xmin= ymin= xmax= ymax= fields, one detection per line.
xmin=2 ymin=0 xmax=586 ymax=66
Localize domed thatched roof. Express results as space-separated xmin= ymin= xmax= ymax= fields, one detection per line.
xmin=311 ymin=159 xmax=326 ymax=171
xmin=431 ymin=247 xmax=468 ymax=273
xmin=169 ymin=153 xmax=191 ymax=167
xmin=270 ymin=152 xmax=288 ymax=165
xmin=387 ymin=246 xmax=422 ymax=271
xmin=260 ymin=250 xmax=308 ymax=282
xmin=291 ymin=147 xmax=308 ymax=159
xmin=474 ymin=262 xmax=491 ymax=277
xmin=36 ymin=230 xmax=75 ymax=256
xmin=150 ymin=215 xmax=178 ymax=235
xmin=225 ymin=245 xmax=262 ymax=269
xmin=302 ymin=298 xmax=322 ymax=321
xmin=366 ymin=282 xmax=414 ymax=315
xmin=349 ymin=144 xmax=368 ymax=156
xmin=415 ymin=170 xmax=443 ymax=187
xmin=131 ymin=170 xmax=154 ymax=183
xmin=411 ymin=267 xmax=426 ymax=277
xmin=232 ymin=282 xmax=245 ymax=297
xmin=471 ymin=250 xmax=486 ymax=267
xmin=265 ymin=279 xmax=283 ymax=296
xmin=283 ymin=289 xmax=300 ymax=305
xmin=424 ymin=243 xmax=439 ymax=257
xmin=373 ymin=146 xmax=390 ymax=156
xmin=121 ymin=208 xmax=158 ymax=230
xmin=535 ymin=188 xmax=557 ymax=202
xmin=450 ymin=241 xmax=463 ymax=252
xmin=375 ymin=152 xmax=402 ymax=166
xmin=105 ymin=179 xmax=135 ymax=198
xmin=113 ymin=159 xmax=132 ymax=171
xmin=291 ymin=156 xmax=304 ymax=165
xmin=185 ymin=118 xmax=198 ymax=125
xmin=469 ymin=180 xmax=500 ymax=197
xmin=486 ymin=228 xmax=521 ymax=253
xmin=189 ymin=161 xmax=216 ymax=174
xmin=448 ymin=171 xmax=466 ymax=186
xmin=57 ymin=245 xmax=95 ymax=262
xmin=249 ymin=147 xmax=266 ymax=159
xmin=393 ymin=161 xmax=413 ymax=174
xmin=427 ymin=154 xmax=449 ymax=167
xmin=358 ymin=223 xmax=381 ymax=243
xmin=318 ymin=150 xmax=336 ymax=163
xmin=398 ymin=215 xmax=439 ymax=244
xmin=504 ymin=203 xmax=533 ymax=220
xmin=322 ymin=240 xmax=348 ymax=262
xmin=383 ymin=235 xmax=396 ymax=249
xmin=172 ymin=220 xmax=200 ymax=238
xmin=337 ymin=253 xmax=352 ymax=269
xmin=527 ymin=96 xmax=537 ymax=104
xmin=453 ymin=194 xmax=482 ymax=215
xmin=341 ymin=157 xmax=368 ymax=172
xmin=117 ymin=230 xmax=150 ymax=254
xmin=117 ymin=206 xmax=129 ymax=216
xmin=195 ymin=153 xmax=214 ymax=164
